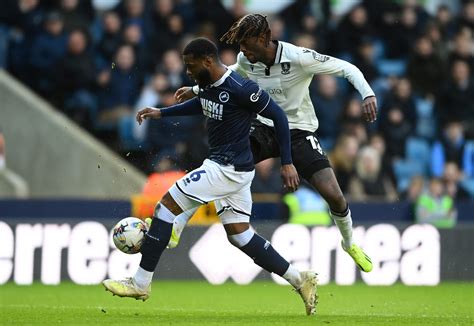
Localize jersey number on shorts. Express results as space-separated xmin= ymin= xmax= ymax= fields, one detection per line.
xmin=189 ymin=170 xmax=206 ymax=182
xmin=306 ymin=136 xmax=323 ymax=155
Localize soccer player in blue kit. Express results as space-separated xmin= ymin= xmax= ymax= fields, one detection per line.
xmin=103 ymin=38 xmax=319 ymax=315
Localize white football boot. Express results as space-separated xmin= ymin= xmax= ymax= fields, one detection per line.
xmin=102 ymin=277 xmax=150 ymax=301
xmin=296 ymin=271 xmax=319 ymax=315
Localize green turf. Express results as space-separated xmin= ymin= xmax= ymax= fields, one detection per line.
xmin=0 ymin=281 xmax=473 ymax=325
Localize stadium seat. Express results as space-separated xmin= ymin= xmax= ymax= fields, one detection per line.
xmin=376 ymin=59 xmax=406 ymax=77
xmin=405 ymin=137 xmax=431 ymax=174
xmin=460 ymin=178 xmax=474 ymax=198
xmin=393 ymin=159 xmax=425 ymax=192
xmin=415 ymin=98 xmax=436 ymax=139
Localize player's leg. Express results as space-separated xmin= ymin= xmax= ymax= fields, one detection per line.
xmin=292 ymin=131 xmax=372 ymax=272
xmin=103 ymin=189 xmax=202 ymax=300
xmin=167 ymin=207 xmax=199 ymax=248
xmin=218 ymin=181 xmax=318 ymax=316
xmin=221 ymin=213 xmax=318 ymax=315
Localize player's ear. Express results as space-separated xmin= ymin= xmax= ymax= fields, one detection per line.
xmin=263 ymin=30 xmax=271 ymax=46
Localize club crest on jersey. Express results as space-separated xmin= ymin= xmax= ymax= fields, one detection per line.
xmin=281 ymin=62 xmax=291 ymax=75
xmin=250 ymin=87 xmax=263 ymax=102
xmin=219 ymin=91 xmax=229 ymax=103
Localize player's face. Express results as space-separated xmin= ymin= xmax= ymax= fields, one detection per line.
xmin=183 ymin=54 xmax=212 ymax=87
xmin=239 ymin=36 xmax=266 ymax=63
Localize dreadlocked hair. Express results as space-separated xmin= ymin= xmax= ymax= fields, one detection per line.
xmin=220 ymin=14 xmax=270 ymax=45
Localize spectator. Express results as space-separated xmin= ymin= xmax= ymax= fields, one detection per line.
xmin=122 ymin=22 xmax=150 ymax=71
xmin=443 ymin=161 xmax=470 ymax=200
xmin=120 ymin=0 xmax=146 ymax=31
xmin=133 ymin=72 xmax=170 ymax=141
xmin=328 ymin=134 xmax=360 ymax=194
xmin=435 ymin=5 xmax=457 ymax=39
xmin=340 ymin=98 xmax=368 ymax=145
xmin=158 ymin=49 xmax=191 ymax=89
xmin=353 ymin=38 xmax=379 ymax=83
xmin=334 ymin=4 xmax=374 ymax=58
xmin=296 ymin=14 xmax=328 ymax=52
xmin=447 ymin=33 xmax=474 ymax=78
xmin=369 ymin=133 xmax=394 ymax=183
xmin=55 ymin=29 xmax=97 ymax=129
xmin=98 ymin=44 xmax=142 ymax=127
xmin=97 ymin=11 xmax=122 ymax=63
xmin=29 ymin=11 xmax=68 ymax=97
xmin=146 ymin=88 xmax=200 ymax=155
xmin=379 ymin=104 xmax=413 ymax=159
xmin=58 ymin=0 xmax=94 ymax=32
xmin=251 ymin=159 xmax=282 ymax=194
xmin=401 ymin=175 xmax=425 ymax=202
xmin=415 ymin=177 xmax=456 ymax=228
xmin=311 ymin=75 xmax=345 ymax=146
xmin=424 ymin=22 xmax=449 ymax=62
xmin=436 ymin=60 xmax=474 ymax=132
xmin=1 ymin=0 xmax=43 ymax=80
xmin=459 ymin=1 xmax=474 ymax=34
xmin=385 ymin=6 xmax=421 ymax=59
xmin=348 ymin=146 xmax=398 ymax=201
xmin=406 ymin=36 xmax=445 ymax=98
xmin=380 ymin=78 xmax=418 ymax=134
xmin=292 ymin=33 xmax=317 ymax=50
xmin=431 ymin=121 xmax=474 ymax=178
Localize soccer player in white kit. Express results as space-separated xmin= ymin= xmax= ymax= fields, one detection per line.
xmin=103 ymin=38 xmax=319 ymax=315
xmin=174 ymin=14 xmax=376 ymax=273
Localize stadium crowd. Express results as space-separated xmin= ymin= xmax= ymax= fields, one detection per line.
xmin=1 ymin=0 xmax=474 ymax=211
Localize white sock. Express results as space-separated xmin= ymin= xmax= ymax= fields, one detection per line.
xmin=134 ymin=266 xmax=154 ymax=290
xmin=173 ymin=206 xmax=196 ymax=228
xmin=330 ymin=207 xmax=353 ymax=249
xmin=282 ymin=264 xmax=302 ymax=289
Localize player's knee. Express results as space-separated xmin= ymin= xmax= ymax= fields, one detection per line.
xmin=226 ymin=226 xmax=254 ymax=248
xmin=328 ymin=193 xmax=347 ymax=213
xmin=224 ymin=222 xmax=250 ymax=236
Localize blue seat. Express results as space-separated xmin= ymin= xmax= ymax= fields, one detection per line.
xmin=393 ymin=159 xmax=425 ymax=192
xmin=460 ymin=178 xmax=474 ymax=198
xmin=377 ymin=59 xmax=406 ymax=77
xmin=405 ymin=137 xmax=431 ymax=174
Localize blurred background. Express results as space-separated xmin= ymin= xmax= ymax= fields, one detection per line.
xmin=0 ymin=0 xmax=473 ymax=285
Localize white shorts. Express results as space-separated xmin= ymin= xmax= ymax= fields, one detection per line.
xmin=169 ymin=159 xmax=255 ymax=224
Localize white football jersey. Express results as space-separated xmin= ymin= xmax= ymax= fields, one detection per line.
xmin=228 ymin=41 xmax=375 ymax=132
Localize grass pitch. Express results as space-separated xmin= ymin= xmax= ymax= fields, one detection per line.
xmin=0 ymin=281 xmax=472 ymax=325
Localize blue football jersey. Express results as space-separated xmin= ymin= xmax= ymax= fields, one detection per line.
xmin=197 ymin=69 xmax=271 ymax=171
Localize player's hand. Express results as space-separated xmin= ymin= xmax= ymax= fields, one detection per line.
xmin=362 ymin=96 xmax=377 ymax=123
xmin=136 ymin=107 xmax=161 ymax=125
xmin=280 ymin=164 xmax=300 ymax=192
xmin=174 ymin=86 xmax=195 ymax=103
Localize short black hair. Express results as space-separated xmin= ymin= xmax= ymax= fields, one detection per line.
xmin=182 ymin=37 xmax=218 ymax=60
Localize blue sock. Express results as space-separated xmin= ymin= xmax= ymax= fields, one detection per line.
xmin=239 ymin=234 xmax=290 ymax=276
xmin=139 ymin=217 xmax=172 ymax=272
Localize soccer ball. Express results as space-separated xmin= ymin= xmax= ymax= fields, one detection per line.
xmin=112 ymin=217 xmax=148 ymax=254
